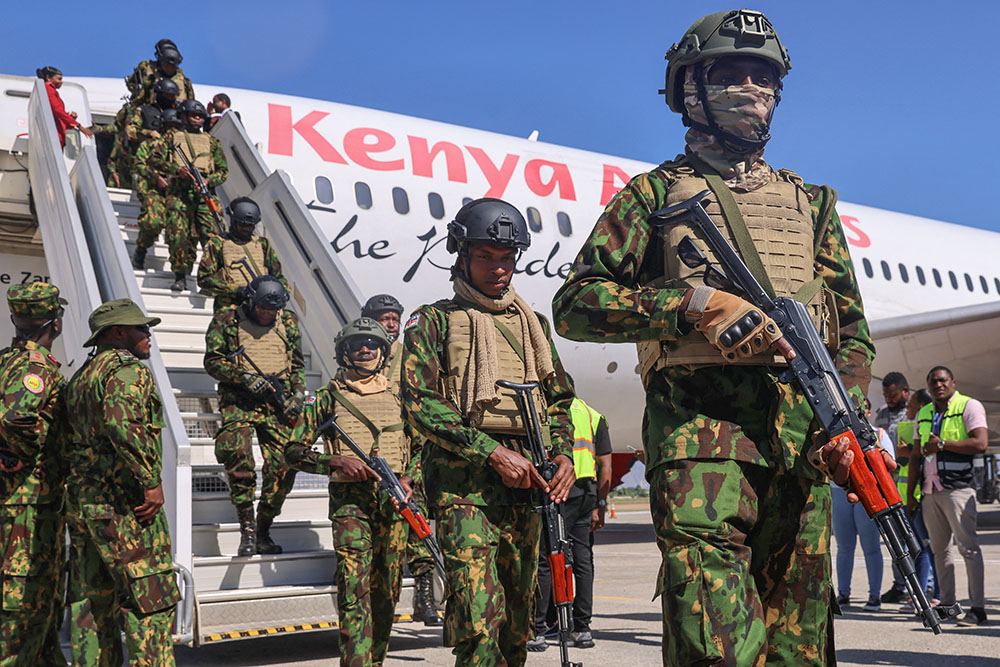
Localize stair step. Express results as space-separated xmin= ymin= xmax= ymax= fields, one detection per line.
xmin=193 ymin=487 xmax=330 ymax=524
xmin=193 ymin=549 xmax=337 ymax=591
xmin=193 ymin=519 xmax=333 ymax=557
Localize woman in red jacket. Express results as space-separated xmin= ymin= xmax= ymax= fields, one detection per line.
xmin=37 ymin=66 xmax=93 ymax=148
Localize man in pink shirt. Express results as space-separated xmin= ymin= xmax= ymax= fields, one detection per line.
xmin=907 ymin=365 xmax=989 ymax=626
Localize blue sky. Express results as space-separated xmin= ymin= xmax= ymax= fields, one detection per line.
xmin=9 ymin=1 xmax=1000 ymax=233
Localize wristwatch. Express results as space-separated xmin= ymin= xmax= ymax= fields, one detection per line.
xmin=596 ymin=498 xmax=607 ymax=509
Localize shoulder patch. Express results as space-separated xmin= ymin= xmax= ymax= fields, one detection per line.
xmin=22 ymin=373 xmax=45 ymax=394
xmin=304 ymin=396 xmax=317 ymax=405
xmin=404 ymin=313 xmax=420 ymax=331
xmin=28 ymin=350 xmax=45 ymax=364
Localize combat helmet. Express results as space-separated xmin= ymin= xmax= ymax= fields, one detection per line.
xmin=155 ymin=40 xmax=183 ymax=66
xmin=179 ymin=99 xmax=207 ymax=118
xmin=446 ymin=198 xmax=530 ymax=254
xmin=334 ymin=317 xmax=391 ymax=373
xmin=228 ymin=197 xmax=261 ymax=241
xmin=661 ymin=9 xmax=791 ymax=152
xmin=160 ymin=108 xmax=182 ymax=128
xmin=243 ymin=275 xmax=288 ymax=310
xmin=361 ymin=294 xmax=403 ymax=319
xmin=152 ymin=78 xmax=180 ymax=97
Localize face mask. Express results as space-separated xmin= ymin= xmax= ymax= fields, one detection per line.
xmin=684 ymin=81 xmax=775 ymax=143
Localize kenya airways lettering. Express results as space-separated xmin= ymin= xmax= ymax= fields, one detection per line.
xmin=268 ymin=104 xmax=631 ymax=206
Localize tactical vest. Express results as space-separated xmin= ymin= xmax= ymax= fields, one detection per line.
xmin=236 ymin=309 xmax=291 ymax=377
xmin=383 ymin=339 xmax=402 ymax=392
xmin=636 ymin=166 xmax=837 ymax=382
xmin=570 ymin=398 xmax=602 ymax=480
xmin=172 ymin=130 xmax=214 ymax=172
xmin=917 ymin=392 xmax=983 ymax=489
xmin=324 ymin=384 xmax=407 ymax=481
xmin=221 ymin=237 xmax=265 ymax=288
xmin=140 ymin=105 xmax=163 ymax=132
xmin=444 ymin=305 xmax=548 ymax=435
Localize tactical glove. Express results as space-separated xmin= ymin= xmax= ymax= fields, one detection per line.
xmin=685 ymin=286 xmax=782 ymax=360
xmin=283 ymin=391 xmax=305 ymax=421
xmin=242 ymin=372 xmax=270 ymax=396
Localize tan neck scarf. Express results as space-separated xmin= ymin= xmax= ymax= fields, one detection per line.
xmin=453 ymin=276 xmax=555 ymax=422
xmin=342 ymin=351 xmax=388 ymax=395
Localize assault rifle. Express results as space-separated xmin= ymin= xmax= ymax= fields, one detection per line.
xmin=168 ymin=139 xmax=226 ymax=236
xmin=497 ymin=380 xmax=581 ymax=667
xmin=315 ymin=413 xmax=446 ymax=577
xmin=227 ymin=345 xmax=286 ymax=412
xmin=648 ymin=190 xmax=962 ymax=634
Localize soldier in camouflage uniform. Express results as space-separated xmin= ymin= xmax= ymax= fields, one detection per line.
xmin=0 ymin=283 xmax=67 ymax=667
xmin=147 ymin=98 xmax=228 ymax=292
xmin=361 ymin=293 xmax=443 ymax=627
xmin=91 ymin=104 xmax=131 ymax=188
xmin=132 ymin=108 xmax=184 ymax=273
xmin=400 ymin=198 xmax=576 ymax=666
xmin=283 ymin=318 xmax=411 ymax=666
xmin=125 ymin=39 xmax=195 ymax=107
xmin=551 ymin=9 xmax=877 ymax=666
xmin=204 ymin=275 xmax=305 ymax=556
xmin=65 ymin=298 xmax=180 ymax=666
xmin=198 ymin=197 xmax=287 ymax=312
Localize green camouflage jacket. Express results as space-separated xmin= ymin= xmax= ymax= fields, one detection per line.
xmin=0 ymin=340 xmax=65 ymax=505
xmin=400 ymin=297 xmax=574 ymax=508
xmin=203 ymin=305 xmax=306 ymax=406
xmin=127 ymin=60 xmax=194 ymax=105
xmin=64 ymin=346 xmax=164 ymax=508
xmin=196 ymin=234 xmax=286 ymax=303
xmin=146 ymin=129 xmax=228 ymax=191
xmin=551 ymin=157 xmax=875 ymax=478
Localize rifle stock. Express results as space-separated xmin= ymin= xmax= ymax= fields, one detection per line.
xmin=168 ymin=139 xmax=226 ymax=236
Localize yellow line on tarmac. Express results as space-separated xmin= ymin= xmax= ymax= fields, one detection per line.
xmin=594 ymin=595 xmax=645 ymax=601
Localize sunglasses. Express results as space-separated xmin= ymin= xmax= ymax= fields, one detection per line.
xmin=133 ymin=324 xmax=151 ymax=337
xmin=345 ymin=336 xmax=380 ymax=353
xmin=677 ymin=236 xmax=733 ymax=290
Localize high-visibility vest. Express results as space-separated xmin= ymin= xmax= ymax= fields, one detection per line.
xmin=570 ymin=398 xmax=603 ymax=481
xmin=917 ymin=392 xmax=980 ymax=489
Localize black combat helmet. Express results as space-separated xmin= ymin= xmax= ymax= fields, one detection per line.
xmin=361 ymin=294 xmax=403 ymax=319
xmin=179 ymin=99 xmax=207 ymax=118
xmin=334 ymin=317 xmax=390 ymax=373
xmin=152 ymin=78 xmax=180 ymax=97
xmin=160 ymin=108 xmax=182 ymax=128
xmin=155 ymin=40 xmax=183 ymax=66
xmin=244 ymin=275 xmax=288 ymax=310
xmin=446 ymin=198 xmax=530 ymax=254
xmin=228 ymin=197 xmax=261 ymax=241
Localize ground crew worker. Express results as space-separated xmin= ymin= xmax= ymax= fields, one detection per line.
xmin=148 ymin=98 xmax=228 ymax=291
xmin=132 ymin=108 xmax=184 ymax=271
xmin=284 ymin=317 xmax=413 ymax=666
xmin=529 ymin=395 xmax=612 ymax=652
xmin=0 ymin=283 xmax=67 ymax=666
xmin=126 ymin=38 xmax=194 ymax=106
xmin=401 ymin=197 xmax=576 ymax=666
xmin=64 ymin=298 xmax=179 ymax=666
xmin=198 ymin=196 xmax=287 ymax=312
xmin=361 ymin=293 xmax=442 ymax=626
xmin=204 ymin=275 xmax=305 ymax=556
xmin=552 ymin=9 xmax=876 ymax=664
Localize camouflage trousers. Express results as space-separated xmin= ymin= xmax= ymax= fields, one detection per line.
xmin=650 ymin=459 xmax=834 ymax=667
xmin=164 ymin=188 xmax=221 ymax=274
xmin=435 ymin=503 xmax=540 ymax=667
xmin=106 ymin=141 xmax=131 ymax=188
xmin=0 ymin=503 xmax=65 ymax=667
xmin=329 ymin=483 xmax=408 ymax=667
xmin=66 ymin=504 xmax=179 ymax=666
xmin=405 ymin=477 xmax=436 ymax=578
xmin=134 ymin=179 xmax=168 ymax=251
xmin=215 ymin=401 xmax=297 ymax=519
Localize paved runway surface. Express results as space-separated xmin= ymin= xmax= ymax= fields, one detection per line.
xmin=174 ymin=501 xmax=1000 ymax=666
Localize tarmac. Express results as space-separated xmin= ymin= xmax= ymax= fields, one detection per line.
xmin=175 ymin=498 xmax=1000 ymax=666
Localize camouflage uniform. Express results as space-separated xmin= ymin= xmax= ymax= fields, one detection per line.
xmin=146 ymin=130 xmax=228 ymax=275
xmin=102 ymin=104 xmax=132 ymax=187
xmin=64 ymin=300 xmax=179 ymax=666
xmin=197 ymin=233 xmax=286 ymax=312
xmin=133 ymin=137 xmax=170 ymax=255
xmin=400 ymin=300 xmax=574 ymax=667
xmin=551 ymin=156 xmax=874 ymax=665
xmin=0 ymin=283 xmax=67 ymax=667
xmin=285 ymin=371 xmax=412 ymax=667
xmin=126 ymin=60 xmax=194 ymax=107
xmin=204 ymin=304 xmax=304 ymax=522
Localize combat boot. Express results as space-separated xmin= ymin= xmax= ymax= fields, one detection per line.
xmin=413 ymin=572 xmax=442 ymax=626
xmin=237 ymin=506 xmax=256 ymax=557
xmin=256 ymin=512 xmax=283 ymax=555
xmin=131 ymin=246 xmax=146 ymax=270
xmin=170 ymin=272 xmax=187 ymax=292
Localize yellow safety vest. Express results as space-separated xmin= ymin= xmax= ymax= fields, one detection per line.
xmin=917 ymin=392 xmax=978 ymax=489
xmin=570 ymin=398 xmax=603 ymax=481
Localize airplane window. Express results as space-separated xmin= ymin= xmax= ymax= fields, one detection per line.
xmin=526 ymin=207 xmax=542 ymax=233
xmin=932 ymin=268 xmax=942 ymax=287
xmin=898 ymin=263 xmax=909 ymax=283
xmin=355 ymin=182 xmax=372 ymax=210
xmin=915 ymin=266 xmax=926 ymax=285
xmin=948 ymin=271 xmax=958 ymax=289
xmin=462 ymin=197 xmax=473 ymax=206
xmin=980 ymin=276 xmax=989 ymax=293
xmin=861 ymin=258 xmax=873 ymax=279
xmin=428 ymin=192 xmax=445 ymax=219
xmin=880 ymin=261 xmax=891 ymax=281
xmin=314 ymin=176 xmax=334 ymax=204
xmin=392 ymin=187 xmax=409 ymax=215
xmin=557 ymin=212 xmax=572 ymax=237
xmin=964 ymin=273 xmax=974 ymax=292
xmin=995 ymin=278 xmax=1000 ymax=295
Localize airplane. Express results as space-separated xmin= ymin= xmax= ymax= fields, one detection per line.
xmin=4 ymin=74 xmax=999 ymax=489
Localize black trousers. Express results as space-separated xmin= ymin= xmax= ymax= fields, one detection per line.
xmin=534 ymin=492 xmax=596 ymax=633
